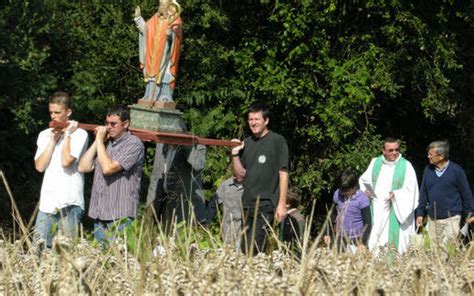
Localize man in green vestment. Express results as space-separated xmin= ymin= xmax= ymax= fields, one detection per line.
xmin=359 ymin=138 xmax=419 ymax=254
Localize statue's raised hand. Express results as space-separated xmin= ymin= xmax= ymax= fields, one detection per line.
xmin=134 ymin=6 xmax=141 ymax=18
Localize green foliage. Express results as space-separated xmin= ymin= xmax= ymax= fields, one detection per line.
xmin=173 ymin=221 xmax=221 ymax=258
xmin=183 ymin=106 xmax=237 ymax=187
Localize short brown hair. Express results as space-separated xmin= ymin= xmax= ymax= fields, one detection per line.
xmin=107 ymin=105 xmax=130 ymax=122
xmin=382 ymin=137 xmax=399 ymax=148
xmin=49 ymin=91 xmax=71 ymax=109
xmin=248 ymin=103 xmax=270 ymax=120
xmin=287 ymin=187 xmax=302 ymax=209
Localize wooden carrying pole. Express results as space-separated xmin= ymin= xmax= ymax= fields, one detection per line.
xmin=49 ymin=121 xmax=239 ymax=147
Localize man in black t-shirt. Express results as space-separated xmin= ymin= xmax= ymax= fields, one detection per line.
xmin=231 ymin=103 xmax=289 ymax=255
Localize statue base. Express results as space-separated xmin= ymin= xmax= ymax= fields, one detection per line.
xmin=129 ymin=102 xmax=184 ymax=133
xmin=137 ymin=99 xmax=176 ymax=110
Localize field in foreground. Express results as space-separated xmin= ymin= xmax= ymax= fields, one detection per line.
xmin=1 ymin=232 xmax=474 ymax=295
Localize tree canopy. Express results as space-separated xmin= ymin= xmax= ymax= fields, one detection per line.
xmin=1 ymin=0 xmax=473 ymax=221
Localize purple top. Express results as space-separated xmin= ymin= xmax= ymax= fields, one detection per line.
xmin=89 ymin=131 xmax=145 ymax=220
xmin=333 ymin=189 xmax=370 ymax=239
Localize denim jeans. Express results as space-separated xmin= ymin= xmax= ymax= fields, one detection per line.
xmin=93 ymin=218 xmax=133 ymax=246
xmin=34 ymin=205 xmax=83 ymax=248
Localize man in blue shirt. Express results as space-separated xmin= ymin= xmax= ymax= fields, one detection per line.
xmin=415 ymin=140 xmax=474 ymax=246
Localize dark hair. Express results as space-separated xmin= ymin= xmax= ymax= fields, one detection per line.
xmin=286 ymin=187 xmax=302 ymax=209
xmin=248 ymin=103 xmax=270 ymax=120
xmin=106 ymin=105 xmax=130 ymax=122
xmin=382 ymin=137 xmax=399 ymax=149
xmin=339 ymin=169 xmax=359 ymax=192
xmin=49 ymin=91 xmax=71 ymax=109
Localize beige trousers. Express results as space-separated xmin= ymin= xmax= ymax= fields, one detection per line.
xmin=427 ymin=215 xmax=461 ymax=246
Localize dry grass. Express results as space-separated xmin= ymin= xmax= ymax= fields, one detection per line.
xmin=2 ymin=170 xmax=474 ymax=295
xmin=1 ymin=226 xmax=474 ymax=295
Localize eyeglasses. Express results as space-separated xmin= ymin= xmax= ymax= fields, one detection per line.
xmin=105 ymin=121 xmax=121 ymax=127
xmin=387 ymin=148 xmax=400 ymax=153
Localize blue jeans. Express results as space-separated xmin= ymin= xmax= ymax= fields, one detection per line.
xmin=93 ymin=218 xmax=133 ymax=246
xmin=34 ymin=205 xmax=83 ymax=248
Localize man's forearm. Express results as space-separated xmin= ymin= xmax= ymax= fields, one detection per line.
xmin=278 ymin=170 xmax=289 ymax=207
xmin=459 ymin=172 xmax=474 ymax=216
xmin=78 ymin=142 xmax=97 ymax=173
xmin=232 ymin=157 xmax=246 ymax=182
xmin=96 ymin=140 xmax=115 ymax=175
xmin=61 ymin=136 xmax=76 ymax=168
xmin=415 ymin=191 xmax=427 ymax=217
xmin=230 ymin=139 xmax=245 ymax=182
xmin=274 ymin=170 xmax=289 ymax=222
xmin=35 ymin=140 xmax=56 ymax=172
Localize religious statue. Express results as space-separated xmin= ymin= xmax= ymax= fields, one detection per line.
xmin=134 ymin=0 xmax=182 ymax=102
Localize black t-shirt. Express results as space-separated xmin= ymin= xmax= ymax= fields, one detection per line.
xmin=241 ymin=131 xmax=289 ymax=208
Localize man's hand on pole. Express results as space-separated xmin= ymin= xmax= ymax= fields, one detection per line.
xmin=95 ymin=126 xmax=108 ymax=143
xmin=231 ymin=139 xmax=244 ymax=155
xmin=65 ymin=120 xmax=78 ymax=137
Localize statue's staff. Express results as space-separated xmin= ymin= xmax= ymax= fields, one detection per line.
xmin=49 ymin=120 xmax=239 ymax=147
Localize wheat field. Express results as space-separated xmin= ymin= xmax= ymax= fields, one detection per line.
xmin=1 ymin=226 xmax=474 ymax=296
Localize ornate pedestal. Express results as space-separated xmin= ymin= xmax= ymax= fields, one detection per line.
xmin=129 ymin=101 xmax=184 ymax=133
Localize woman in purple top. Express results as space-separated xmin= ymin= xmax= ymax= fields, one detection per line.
xmin=324 ymin=169 xmax=372 ymax=252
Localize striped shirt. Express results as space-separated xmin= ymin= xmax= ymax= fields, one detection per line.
xmin=88 ymin=131 xmax=145 ymax=220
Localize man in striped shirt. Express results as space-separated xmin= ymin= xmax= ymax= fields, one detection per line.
xmin=79 ymin=105 xmax=145 ymax=246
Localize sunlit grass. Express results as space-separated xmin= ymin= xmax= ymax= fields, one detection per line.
xmin=1 ymin=210 xmax=474 ymax=295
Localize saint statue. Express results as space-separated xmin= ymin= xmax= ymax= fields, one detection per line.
xmin=134 ymin=0 xmax=182 ymax=102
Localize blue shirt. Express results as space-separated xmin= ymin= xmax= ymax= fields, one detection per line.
xmin=435 ymin=161 xmax=449 ymax=177
xmin=416 ymin=161 xmax=474 ymax=219
xmin=333 ymin=189 xmax=370 ymax=238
